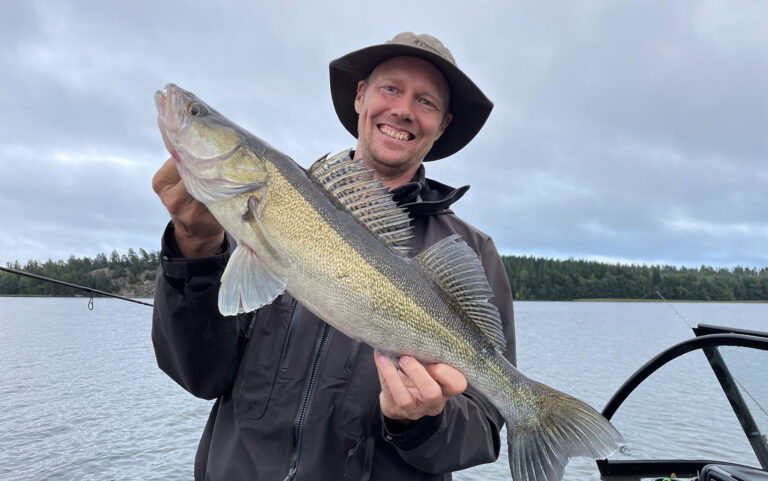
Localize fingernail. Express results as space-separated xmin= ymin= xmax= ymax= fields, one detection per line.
xmin=377 ymin=353 xmax=392 ymax=367
xmin=400 ymin=356 xmax=411 ymax=365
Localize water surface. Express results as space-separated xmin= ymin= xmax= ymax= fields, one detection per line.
xmin=0 ymin=298 xmax=765 ymax=480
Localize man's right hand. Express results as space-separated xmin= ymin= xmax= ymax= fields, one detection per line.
xmin=152 ymin=158 xmax=225 ymax=258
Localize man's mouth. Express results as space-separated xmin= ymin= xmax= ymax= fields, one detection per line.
xmin=378 ymin=124 xmax=414 ymax=141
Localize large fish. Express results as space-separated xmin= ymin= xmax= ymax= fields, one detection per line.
xmin=155 ymin=83 xmax=622 ymax=480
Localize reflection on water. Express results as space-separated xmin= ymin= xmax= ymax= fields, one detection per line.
xmin=0 ymin=298 xmax=765 ymax=480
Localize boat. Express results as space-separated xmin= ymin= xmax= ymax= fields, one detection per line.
xmin=596 ymin=323 xmax=768 ymax=480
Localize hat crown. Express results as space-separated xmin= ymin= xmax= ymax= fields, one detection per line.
xmin=387 ymin=32 xmax=457 ymax=66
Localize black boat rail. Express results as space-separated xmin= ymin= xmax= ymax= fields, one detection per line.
xmin=598 ymin=324 xmax=768 ymax=478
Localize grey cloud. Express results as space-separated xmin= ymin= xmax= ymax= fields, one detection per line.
xmin=1 ymin=0 xmax=765 ymax=269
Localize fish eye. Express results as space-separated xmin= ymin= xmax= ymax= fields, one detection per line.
xmin=187 ymin=103 xmax=203 ymax=116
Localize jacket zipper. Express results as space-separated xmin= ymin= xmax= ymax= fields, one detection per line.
xmin=284 ymin=320 xmax=334 ymax=480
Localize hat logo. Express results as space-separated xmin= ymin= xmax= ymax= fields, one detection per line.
xmin=413 ymin=39 xmax=442 ymax=56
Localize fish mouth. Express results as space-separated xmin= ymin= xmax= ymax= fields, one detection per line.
xmin=155 ymin=83 xmax=185 ymax=130
xmin=156 ymin=84 xmax=184 ymax=164
xmin=154 ymin=87 xmax=167 ymax=117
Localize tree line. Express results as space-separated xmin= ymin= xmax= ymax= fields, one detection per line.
xmin=502 ymin=256 xmax=768 ymax=301
xmin=2 ymin=250 xmax=767 ymax=301
xmin=0 ymin=249 xmax=160 ymax=296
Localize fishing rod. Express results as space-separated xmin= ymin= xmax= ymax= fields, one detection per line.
xmin=0 ymin=266 xmax=153 ymax=308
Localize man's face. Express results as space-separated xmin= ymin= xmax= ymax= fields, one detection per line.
xmin=354 ymin=56 xmax=452 ymax=178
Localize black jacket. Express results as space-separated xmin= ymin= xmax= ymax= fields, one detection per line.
xmin=152 ymin=166 xmax=516 ymax=480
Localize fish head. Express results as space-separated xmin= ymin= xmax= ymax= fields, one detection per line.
xmin=155 ymin=83 xmax=267 ymax=203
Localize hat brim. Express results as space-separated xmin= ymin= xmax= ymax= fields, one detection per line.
xmin=329 ymin=43 xmax=493 ymax=161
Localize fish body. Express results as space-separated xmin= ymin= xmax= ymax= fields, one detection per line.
xmin=155 ymin=83 xmax=622 ymax=481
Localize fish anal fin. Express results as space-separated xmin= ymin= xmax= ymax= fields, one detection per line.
xmin=415 ymin=235 xmax=506 ymax=351
xmin=308 ymin=150 xmax=413 ymax=255
xmin=218 ymin=243 xmax=286 ymax=316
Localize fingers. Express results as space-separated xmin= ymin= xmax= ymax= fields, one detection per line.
xmin=152 ymin=157 xmax=181 ymax=195
xmin=375 ymin=352 xmax=467 ymax=421
xmin=151 ymin=157 xmax=225 ymax=257
xmin=426 ymin=362 xmax=468 ymax=396
xmin=152 ymin=158 xmax=195 ymax=216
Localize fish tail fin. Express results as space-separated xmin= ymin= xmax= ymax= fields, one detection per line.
xmin=506 ymin=382 xmax=623 ymax=481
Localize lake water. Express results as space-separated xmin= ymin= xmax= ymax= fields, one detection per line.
xmin=1 ymin=298 xmax=766 ymax=480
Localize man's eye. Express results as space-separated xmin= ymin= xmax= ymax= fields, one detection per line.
xmin=383 ymin=86 xmax=396 ymax=93
xmin=420 ymin=99 xmax=433 ymax=107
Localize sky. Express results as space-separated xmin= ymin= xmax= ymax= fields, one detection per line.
xmin=1 ymin=0 xmax=766 ymax=269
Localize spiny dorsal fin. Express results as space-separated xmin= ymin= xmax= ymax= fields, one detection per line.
xmin=415 ymin=235 xmax=506 ymax=351
xmin=308 ymin=150 xmax=413 ymax=255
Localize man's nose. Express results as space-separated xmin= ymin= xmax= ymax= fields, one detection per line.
xmin=388 ymin=95 xmax=415 ymax=121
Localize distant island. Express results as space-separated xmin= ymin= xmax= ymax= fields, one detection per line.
xmin=1 ymin=250 xmax=767 ymax=301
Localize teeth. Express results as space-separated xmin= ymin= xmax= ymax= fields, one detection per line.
xmin=379 ymin=125 xmax=411 ymax=141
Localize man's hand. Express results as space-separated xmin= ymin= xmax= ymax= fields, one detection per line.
xmin=152 ymin=158 xmax=225 ymax=258
xmin=374 ymin=351 xmax=467 ymax=422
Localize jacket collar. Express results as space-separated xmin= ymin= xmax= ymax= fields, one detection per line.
xmin=391 ymin=164 xmax=470 ymax=216
xmin=347 ymin=150 xmax=469 ymax=216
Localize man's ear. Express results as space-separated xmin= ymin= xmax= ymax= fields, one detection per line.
xmin=354 ymin=80 xmax=368 ymax=114
xmin=436 ymin=112 xmax=452 ymax=139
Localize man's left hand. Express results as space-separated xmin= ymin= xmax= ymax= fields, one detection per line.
xmin=374 ymin=351 xmax=467 ymax=422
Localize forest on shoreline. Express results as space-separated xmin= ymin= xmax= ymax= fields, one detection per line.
xmin=2 ymin=250 xmax=767 ymax=301
xmin=503 ymin=256 xmax=768 ymax=301
xmin=0 ymin=249 xmax=159 ymax=298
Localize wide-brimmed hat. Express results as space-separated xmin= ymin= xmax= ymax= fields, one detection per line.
xmin=329 ymin=32 xmax=493 ymax=161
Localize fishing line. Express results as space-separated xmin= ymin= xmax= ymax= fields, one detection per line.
xmin=654 ymin=290 xmax=693 ymax=330
xmin=735 ymin=376 xmax=768 ymax=419
xmin=0 ymin=266 xmax=153 ymax=308
xmin=654 ymin=291 xmax=767 ymax=423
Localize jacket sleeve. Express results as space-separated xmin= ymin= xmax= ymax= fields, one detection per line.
xmin=382 ymin=235 xmax=516 ymax=472
xmin=151 ymin=222 xmax=251 ymax=400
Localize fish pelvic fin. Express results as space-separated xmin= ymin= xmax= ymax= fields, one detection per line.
xmin=308 ymin=150 xmax=413 ymax=255
xmin=506 ymin=382 xmax=623 ymax=481
xmin=218 ymin=242 xmax=286 ymax=315
xmin=415 ymin=234 xmax=506 ymax=351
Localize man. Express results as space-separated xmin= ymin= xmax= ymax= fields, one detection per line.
xmin=152 ymin=32 xmax=515 ymax=480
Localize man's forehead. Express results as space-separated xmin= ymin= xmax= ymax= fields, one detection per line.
xmin=369 ymin=56 xmax=450 ymax=95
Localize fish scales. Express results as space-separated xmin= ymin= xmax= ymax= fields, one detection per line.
xmin=155 ymin=83 xmax=623 ymax=481
xmin=224 ymin=151 xmax=484 ymax=365
xmin=220 ymin=148 xmax=500 ymax=419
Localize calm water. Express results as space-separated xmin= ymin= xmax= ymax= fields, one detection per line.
xmin=0 ymin=298 xmax=766 ymax=480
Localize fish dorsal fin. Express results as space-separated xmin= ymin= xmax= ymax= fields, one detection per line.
xmin=308 ymin=150 xmax=413 ymax=255
xmin=415 ymin=235 xmax=506 ymax=351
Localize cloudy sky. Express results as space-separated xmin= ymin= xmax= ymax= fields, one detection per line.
xmin=1 ymin=0 xmax=766 ymax=269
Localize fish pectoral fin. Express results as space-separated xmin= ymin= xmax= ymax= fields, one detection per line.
xmin=244 ymin=195 xmax=289 ymax=270
xmin=178 ymin=162 xmax=264 ymax=203
xmin=218 ymin=243 xmax=286 ymax=315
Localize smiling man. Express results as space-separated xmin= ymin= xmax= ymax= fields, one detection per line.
xmin=352 ymin=56 xmax=452 ymax=186
xmin=152 ymin=32 xmax=516 ymax=480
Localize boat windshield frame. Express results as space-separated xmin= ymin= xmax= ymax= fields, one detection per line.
xmin=597 ymin=323 xmax=768 ymax=478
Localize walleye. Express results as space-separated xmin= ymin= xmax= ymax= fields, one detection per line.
xmin=155 ymin=83 xmax=622 ymax=481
